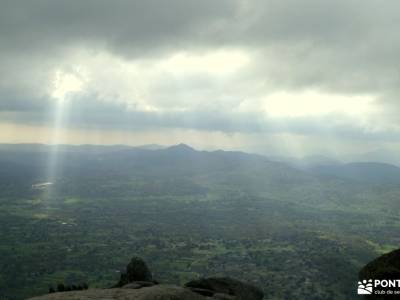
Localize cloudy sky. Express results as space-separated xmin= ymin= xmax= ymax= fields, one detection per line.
xmin=1 ymin=0 xmax=400 ymax=160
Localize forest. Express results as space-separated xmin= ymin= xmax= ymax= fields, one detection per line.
xmin=0 ymin=144 xmax=399 ymax=299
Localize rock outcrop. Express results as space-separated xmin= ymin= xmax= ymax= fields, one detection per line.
xmin=29 ymin=257 xmax=264 ymax=300
xmin=359 ymin=248 xmax=400 ymax=280
xmin=185 ymin=277 xmax=263 ymax=300
xmin=30 ymin=285 xmax=206 ymax=300
xmin=359 ymin=248 xmax=400 ymax=300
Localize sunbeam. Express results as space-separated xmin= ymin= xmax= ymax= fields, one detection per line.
xmin=46 ymin=99 xmax=68 ymax=187
xmin=45 ymin=70 xmax=85 ymax=194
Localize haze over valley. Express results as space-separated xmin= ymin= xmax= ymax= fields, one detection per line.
xmin=1 ymin=143 xmax=400 ymax=299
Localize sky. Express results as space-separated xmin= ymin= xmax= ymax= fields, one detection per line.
xmin=1 ymin=0 xmax=400 ymax=161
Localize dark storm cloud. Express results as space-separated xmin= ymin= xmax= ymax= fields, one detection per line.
xmin=0 ymin=0 xmax=235 ymax=55
xmin=2 ymin=0 xmax=399 ymax=78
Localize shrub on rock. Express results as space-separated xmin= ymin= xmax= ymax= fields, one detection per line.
xmin=116 ymin=256 xmax=153 ymax=287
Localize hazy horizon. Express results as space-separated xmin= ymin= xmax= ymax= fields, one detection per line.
xmin=1 ymin=0 xmax=400 ymax=162
xmin=1 ymin=141 xmax=399 ymax=167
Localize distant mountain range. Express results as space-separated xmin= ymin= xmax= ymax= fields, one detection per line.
xmin=0 ymin=143 xmax=399 ymax=186
xmin=346 ymin=148 xmax=400 ymax=166
xmin=309 ymin=162 xmax=400 ymax=185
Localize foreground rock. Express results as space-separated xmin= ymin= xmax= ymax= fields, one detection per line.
xmin=30 ymin=285 xmax=206 ymax=300
xmin=359 ymin=248 xmax=400 ymax=280
xmin=185 ymin=277 xmax=264 ymax=300
xmin=29 ymin=256 xmax=264 ymax=300
xmin=359 ymin=248 xmax=400 ymax=300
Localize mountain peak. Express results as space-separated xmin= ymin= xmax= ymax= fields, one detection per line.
xmin=166 ymin=143 xmax=196 ymax=152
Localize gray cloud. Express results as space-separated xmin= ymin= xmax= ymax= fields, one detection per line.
xmin=1 ymin=92 xmax=398 ymax=144
xmin=1 ymin=1 xmax=399 ymax=94
xmin=0 ymin=0 xmax=235 ymax=56
xmin=1 ymin=0 xmax=400 ymax=152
